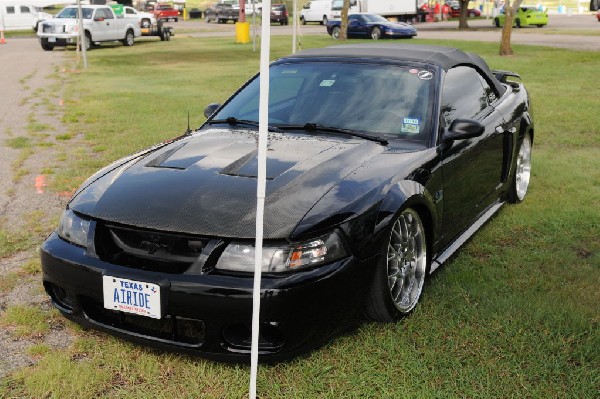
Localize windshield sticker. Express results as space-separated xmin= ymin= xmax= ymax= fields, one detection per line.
xmin=401 ymin=117 xmax=420 ymax=134
xmin=417 ymin=70 xmax=433 ymax=80
xmin=319 ymin=80 xmax=336 ymax=87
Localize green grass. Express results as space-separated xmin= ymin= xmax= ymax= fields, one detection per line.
xmin=6 ymin=137 xmax=31 ymax=149
xmin=1 ymin=36 xmax=598 ymax=398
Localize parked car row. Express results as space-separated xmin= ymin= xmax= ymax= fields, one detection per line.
xmin=205 ymin=3 xmax=288 ymax=25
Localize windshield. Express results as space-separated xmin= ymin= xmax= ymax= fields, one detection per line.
xmin=212 ymin=61 xmax=434 ymax=143
xmin=363 ymin=14 xmax=389 ymax=23
xmin=57 ymin=7 xmax=93 ymax=19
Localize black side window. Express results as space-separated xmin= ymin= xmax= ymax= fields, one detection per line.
xmin=441 ymin=66 xmax=491 ymax=125
xmin=7 ymin=6 xmax=15 ymax=14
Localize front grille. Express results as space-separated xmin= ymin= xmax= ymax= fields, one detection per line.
xmin=94 ymin=223 xmax=211 ymax=274
xmin=80 ymin=296 xmax=205 ymax=347
xmin=42 ymin=24 xmax=61 ymax=33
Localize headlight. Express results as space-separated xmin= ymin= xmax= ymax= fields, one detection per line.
xmin=57 ymin=209 xmax=90 ymax=247
xmin=215 ymin=231 xmax=348 ymax=273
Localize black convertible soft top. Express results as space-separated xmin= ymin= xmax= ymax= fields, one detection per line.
xmin=284 ymin=44 xmax=506 ymax=96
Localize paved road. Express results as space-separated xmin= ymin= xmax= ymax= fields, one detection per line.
xmin=177 ymin=13 xmax=600 ymax=51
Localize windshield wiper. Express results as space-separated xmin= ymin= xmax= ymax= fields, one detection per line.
xmin=279 ymin=123 xmax=388 ymax=146
xmin=207 ymin=117 xmax=283 ymax=133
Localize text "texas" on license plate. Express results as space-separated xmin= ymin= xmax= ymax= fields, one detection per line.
xmin=102 ymin=276 xmax=161 ymax=319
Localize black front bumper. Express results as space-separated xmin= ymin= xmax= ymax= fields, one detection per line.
xmin=41 ymin=232 xmax=374 ymax=362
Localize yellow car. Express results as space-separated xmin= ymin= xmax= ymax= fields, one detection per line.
xmin=494 ymin=6 xmax=548 ymax=28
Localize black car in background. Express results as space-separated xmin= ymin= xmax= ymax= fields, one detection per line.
xmin=270 ymin=3 xmax=288 ymax=25
xmin=41 ymin=44 xmax=533 ymax=362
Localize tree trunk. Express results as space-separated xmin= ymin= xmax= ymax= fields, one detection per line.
xmin=339 ymin=0 xmax=350 ymax=40
xmin=499 ymin=0 xmax=523 ymax=55
xmin=458 ymin=0 xmax=469 ymax=29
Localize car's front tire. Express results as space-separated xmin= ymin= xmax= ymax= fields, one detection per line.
xmin=79 ymin=32 xmax=92 ymax=51
xmin=508 ymin=132 xmax=532 ymax=203
xmin=494 ymin=17 xmax=500 ymax=27
xmin=365 ymin=208 xmax=428 ymax=322
xmin=370 ymin=26 xmax=382 ymax=40
xmin=40 ymin=38 xmax=54 ymax=51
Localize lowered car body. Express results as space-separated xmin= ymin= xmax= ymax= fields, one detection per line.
xmin=41 ymin=44 xmax=533 ymax=362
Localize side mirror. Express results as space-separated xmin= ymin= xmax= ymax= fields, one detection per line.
xmin=203 ymin=103 xmax=221 ymax=119
xmin=444 ymin=119 xmax=484 ymax=141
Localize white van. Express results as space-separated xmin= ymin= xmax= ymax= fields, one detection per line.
xmin=0 ymin=4 xmax=53 ymax=31
xmin=300 ymin=0 xmax=332 ymax=25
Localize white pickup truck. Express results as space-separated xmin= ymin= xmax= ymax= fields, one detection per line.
xmin=36 ymin=5 xmax=141 ymax=51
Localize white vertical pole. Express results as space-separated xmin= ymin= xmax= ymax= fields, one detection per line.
xmin=249 ymin=0 xmax=271 ymax=397
xmin=292 ymin=0 xmax=297 ymax=53
xmin=77 ymin=0 xmax=87 ymax=69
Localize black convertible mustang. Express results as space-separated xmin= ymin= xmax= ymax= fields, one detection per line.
xmin=41 ymin=44 xmax=533 ymax=361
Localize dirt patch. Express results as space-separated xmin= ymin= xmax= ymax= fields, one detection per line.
xmin=0 ymin=38 xmax=83 ymax=378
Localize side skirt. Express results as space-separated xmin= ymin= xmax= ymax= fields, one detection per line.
xmin=429 ymin=200 xmax=505 ymax=274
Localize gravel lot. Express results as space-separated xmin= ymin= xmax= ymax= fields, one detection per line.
xmin=0 ymin=37 xmax=76 ymax=378
xmin=0 ymin=17 xmax=596 ymax=378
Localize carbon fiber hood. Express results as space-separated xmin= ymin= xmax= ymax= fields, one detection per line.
xmin=69 ymin=128 xmax=387 ymax=239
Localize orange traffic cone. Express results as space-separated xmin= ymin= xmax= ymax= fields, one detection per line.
xmin=0 ymin=31 xmax=6 ymax=44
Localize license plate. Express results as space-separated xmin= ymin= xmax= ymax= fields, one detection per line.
xmin=103 ymin=276 xmax=161 ymax=319
xmin=48 ymin=37 xmax=56 ymax=42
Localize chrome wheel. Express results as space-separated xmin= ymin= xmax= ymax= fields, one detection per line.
xmin=371 ymin=27 xmax=382 ymax=40
xmin=515 ymin=133 xmax=532 ymax=201
xmin=332 ymin=26 xmax=341 ymax=39
xmin=386 ymin=209 xmax=427 ymax=313
xmin=123 ymin=30 xmax=134 ymax=46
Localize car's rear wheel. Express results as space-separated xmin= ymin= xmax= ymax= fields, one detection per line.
xmin=494 ymin=17 xmax=500 ymax=27
xmin=536 ymin=24 xmax=544 ymax=27
xmin=508 ymin=132 xmax=532 ymax=203
xmin=515 ymin=18 xmax=521 ymax=27
xmin=365 ymin=208 xmax=428 ymax=321
xmin=370 ymin=26 xmax=382 ymax=40
xmin=123 ymin=29 xmax=134 ymax=46
xmin=331 ymin=26 xmax=341 ymax=39
xmin=322 ymin=15 xmax=328 ymax=25
xmin=469 ymin=11 xmax=476 ymax=17
xmin=301 ymin=16 xmax=306 ymax=25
